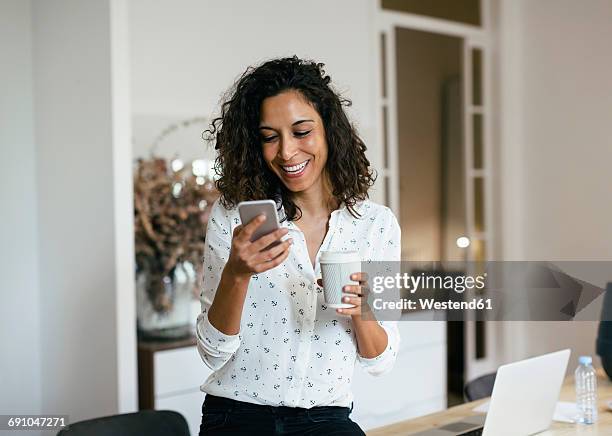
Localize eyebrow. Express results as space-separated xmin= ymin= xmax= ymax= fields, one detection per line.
xmin=259 ymin=119 xmax=314 ymax=131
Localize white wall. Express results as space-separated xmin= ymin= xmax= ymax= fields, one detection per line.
xmin=519 ymin=0 xmax=612 ymax=367
xmin=497 ymin=0 xmax=612 ymax=368
xmin=520 ymin=0 xmax=612 ymax=262
xmin=1 ymin=0 xmax=137 ymax=421
xmin=128 ymin=0 xmax=383 ymax=201
xmin=32 ymin=0 xmax=137 ymax=420
xmin=0 ymin=0 xmax=42 ymax=416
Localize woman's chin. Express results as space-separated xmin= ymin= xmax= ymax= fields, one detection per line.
xmin=281 ymin=179 xmax=312 ymax=193
xmin=279 ymin=172 xmax=321 ymax=193
xmin=277 ymin=167 xmax=315 ymax=192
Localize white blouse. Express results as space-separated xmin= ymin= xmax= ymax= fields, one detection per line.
xmin=196 ymin=198 xmax=401 ymax=408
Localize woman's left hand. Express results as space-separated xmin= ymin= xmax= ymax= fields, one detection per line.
xmin=317 ymin=272 xmax=372 ymax=319
xmin=339 ymin=272 xmax=371 ymax=318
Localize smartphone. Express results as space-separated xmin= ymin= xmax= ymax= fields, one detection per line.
xmin=237 ymin=200 xmax=281 ymax=242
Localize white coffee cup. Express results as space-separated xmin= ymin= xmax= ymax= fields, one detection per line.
xmin=320 ymin=251 xmax=361 ymax=309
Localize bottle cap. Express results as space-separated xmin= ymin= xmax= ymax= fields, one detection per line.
xmin=579 ymin=355 xmax=593 ymax=365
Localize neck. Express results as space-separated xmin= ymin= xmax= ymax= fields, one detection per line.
xmin=292 ymin=174 xmax=338 ymax=219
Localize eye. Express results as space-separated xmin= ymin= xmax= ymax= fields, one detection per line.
xmin=294 ymin=130 xmax=312 ymax=138
xmin=262 ymin=135 xmax=278 ymax=143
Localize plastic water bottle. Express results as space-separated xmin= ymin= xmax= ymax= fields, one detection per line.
xmin=575 ymin=355 xmax=598 ymax=424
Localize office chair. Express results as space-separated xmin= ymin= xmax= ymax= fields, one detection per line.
xmin=464 ymin=372 xmax=497 ymax=402
xmin=57 ymin=410 xmax=190 ymax=436
xmin=596 ymin=282 xmax=612 ymax=380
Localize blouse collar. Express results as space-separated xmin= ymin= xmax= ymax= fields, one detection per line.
xmin=277 ymin=199 xmax=367 ymax=228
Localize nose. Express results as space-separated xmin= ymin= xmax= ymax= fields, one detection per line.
xmin=278 ymin=135 xmax=299 ymax=162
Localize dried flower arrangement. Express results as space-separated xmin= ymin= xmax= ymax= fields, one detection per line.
xmin=134 ymin=157 xmax=219 ymax=313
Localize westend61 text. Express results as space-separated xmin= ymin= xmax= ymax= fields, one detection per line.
xmin=372 ymin=298 xmax=493 ymax=311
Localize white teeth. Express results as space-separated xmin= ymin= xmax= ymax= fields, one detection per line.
xmin=281 ymin=160 xmax=309 ymax=173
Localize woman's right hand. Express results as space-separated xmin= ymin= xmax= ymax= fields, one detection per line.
xmin=224 ymin=214 xmax=292 ymax=278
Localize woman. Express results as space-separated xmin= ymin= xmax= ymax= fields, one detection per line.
xmin=197 ymin=56 xmax=401 ymax=435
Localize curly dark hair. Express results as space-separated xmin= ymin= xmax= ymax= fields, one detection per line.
xmin=205 ymin=56 xmax=376 ymax=220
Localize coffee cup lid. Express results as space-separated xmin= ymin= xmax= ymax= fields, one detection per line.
xmin=320 ymin=251 xmax=360 ymax=264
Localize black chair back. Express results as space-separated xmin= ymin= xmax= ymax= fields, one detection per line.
xmin=57 ymin=410 xmax=190 ymax=436
xmin=464 ymin=372 xmax=497 ymax=402
xmin=596 ymin=282 xmax=612 ymax=380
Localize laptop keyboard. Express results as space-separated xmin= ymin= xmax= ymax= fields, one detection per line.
xmin=458 ymin=429 xmax=483 ymax=436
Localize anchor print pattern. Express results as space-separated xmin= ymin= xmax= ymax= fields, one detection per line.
xmin=196 ymin=199 xmax=400 ymax=408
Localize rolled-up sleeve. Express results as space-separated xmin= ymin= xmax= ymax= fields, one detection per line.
xmin=357 ymin=208 xmax=402 ymax=376
xmin=196 ymin=200 xmax=241 ymax=371
xmin=357 ymin=321 xmax=400 ymax=376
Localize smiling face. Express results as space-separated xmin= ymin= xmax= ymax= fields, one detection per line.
xmin=259 ymin=90 xmax=328 ymax=195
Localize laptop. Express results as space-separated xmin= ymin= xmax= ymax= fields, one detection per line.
xmin=412 ymin=349 xmax=571 ymax=436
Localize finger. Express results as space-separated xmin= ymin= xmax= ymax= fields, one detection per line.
xmin=342 ymin=295 xmax=362 ymax=307
xmin=337 ymin=303 xmax=374 ymax=318
xmin=350 ymin=272 xmax=368 ymax=283
xmin=269 ymin=247 xmax=290 ymax=266
xmin=359 ymin=284 xmax=370 ymax=298
xmin=249 ymin=227 xmax=289 ymax=252
xmin=253 ymin=246 xmax=290 ymax=273
xmin=337 ymin=306 xmax=362 ymax=316
xmin=342 ymin=307 xmax=376 ymax=321
xmin=251 ymin=239 xmax=292 ymax=264
xmin=233 ymin=224 xmax=243 ymax=236
xmin=343 ymin=284 xmax=362 ymax=296
xmin=237 ymin=214 xmax=266 ymax=242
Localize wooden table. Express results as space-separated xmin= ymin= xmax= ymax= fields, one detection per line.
xmin=368 ymin=370 xmax=612 ymax=435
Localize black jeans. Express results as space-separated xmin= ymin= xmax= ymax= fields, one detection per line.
xmin=199 ymin=394 xmax=366 ymax=435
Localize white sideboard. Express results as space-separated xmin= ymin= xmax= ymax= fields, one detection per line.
xmin=139 ymin=310 xmax=446 ymax=434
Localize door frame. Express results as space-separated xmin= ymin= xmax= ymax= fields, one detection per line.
xmin=371 ymin=0 xmax=498 ymax=382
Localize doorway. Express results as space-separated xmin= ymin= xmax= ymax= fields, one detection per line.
xmin=376 ymin=1 xmax=496 ymax=409
xmin=395 ymin=28 xmax=464 ymax=263
xmin=395 ymin=27 xmax=467 ymax=407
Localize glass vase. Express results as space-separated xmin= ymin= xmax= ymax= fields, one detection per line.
xmin=136 ymin=261 xmax=196 ymax=340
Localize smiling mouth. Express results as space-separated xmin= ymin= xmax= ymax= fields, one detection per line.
xmin=280 ymin=159 xmax=310 ymax=176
